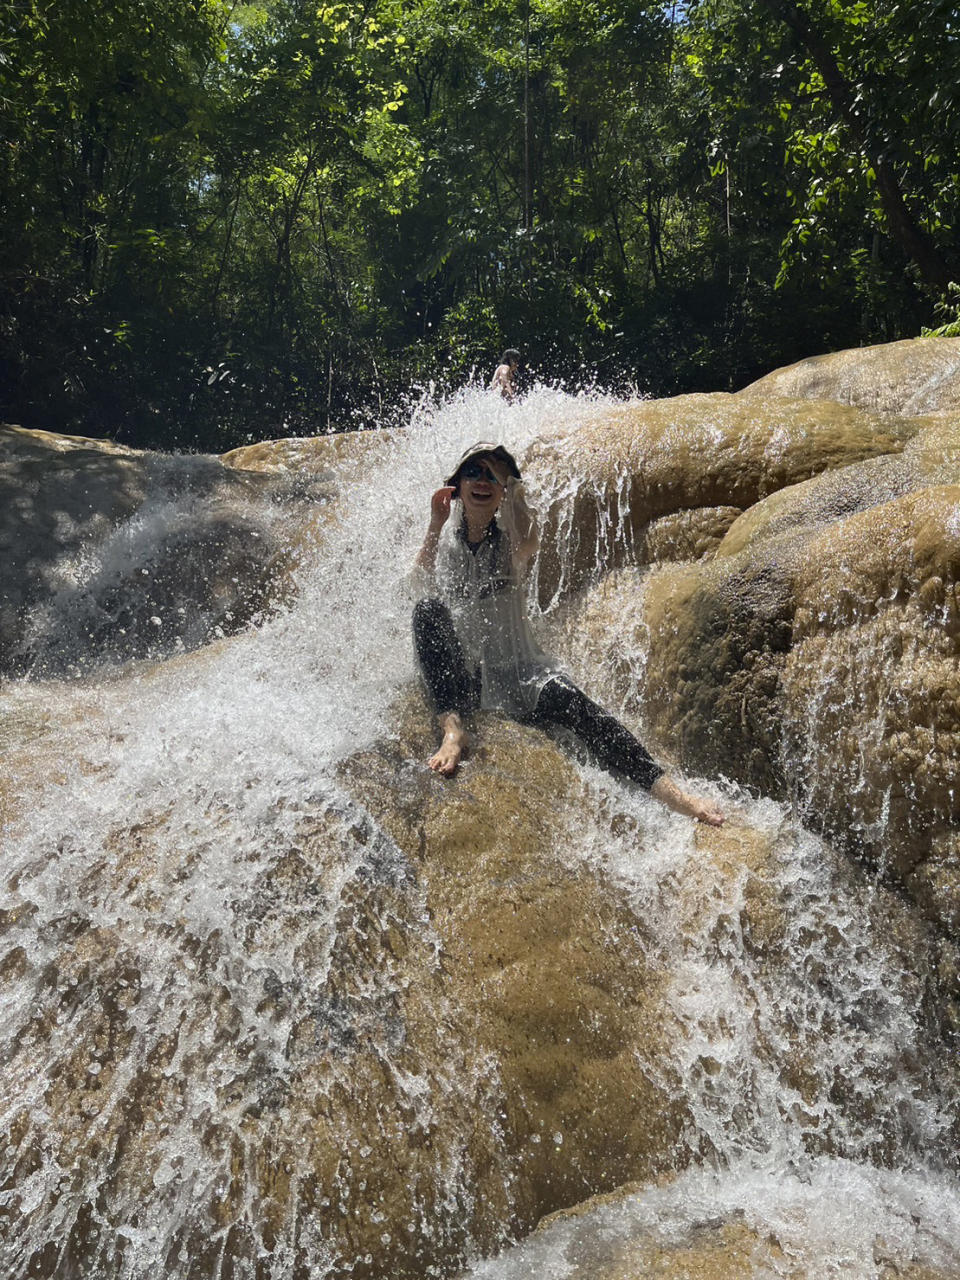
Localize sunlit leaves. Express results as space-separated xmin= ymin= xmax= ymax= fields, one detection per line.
xmin=3 ymin=0 xmax=959 ymax=447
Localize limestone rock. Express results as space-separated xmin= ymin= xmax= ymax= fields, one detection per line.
xmin=7 ymin=337 xmax=960 ymax=1277
xmin=782 ymin=487 xmax=960 ymax=877
xmin=339 ymin=703 xmax=691 ymax=1237
xmin=0 ymin=424 xmax=323 ymax=675
xmin=11 ymin=674 xmax=938 ymax=1278
xmin=617 ymin=554 xmax=797 ymax=794
xmin=221 ymin=429 xmax=393 ymax=475
xmin=476 ymin=1177 xmax=960 ymax=1280
xmin=739 ymin=337 xmax=960 ymax=415
xmin=523 ymin=1207 xmax=802 ymax=1279
xmin=529 ymin=390 xmax=960 ymax=933
xmin=0 ymin=695 xmax=696 ymax=1278
xmin=542 ymin=1217 xmax=797 ymax=1279
xmin=638 ymin=506 xmax=743 ymax=564
xmin=611 ymin=429 xmax=960 ymax=930
xmin=526 ymin=393 xmax=917 ymax=605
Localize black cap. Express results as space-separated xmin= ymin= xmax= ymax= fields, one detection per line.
xmin=445 ymin=441 xmax=522 ymax=488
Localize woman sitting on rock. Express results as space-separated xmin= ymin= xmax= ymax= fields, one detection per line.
xmin=412 ymin=442 xmax=724 ymax=825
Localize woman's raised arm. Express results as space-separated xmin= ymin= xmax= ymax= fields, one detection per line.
xmin=502 ymin=479 xmax=539 ymax=569
xmin=415 ymin=485 xmax=455 ymax=577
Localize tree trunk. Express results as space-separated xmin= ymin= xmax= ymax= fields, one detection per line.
xmin=760 ymin=0 xmax=953 ymax=292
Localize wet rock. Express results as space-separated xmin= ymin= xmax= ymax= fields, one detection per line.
xmin=641 ymin=552 xmax=796 ymax=795
xmin=0 ymin=424 xmax=319 ymax=675
xmin=3 ymin=677 xmax=952 ymax=1278
xmin=1 ymin=770 xmax=489 ymax=1278
xmin=739 ymin=336 xmax=960 ymax=415
xmin=221 ymin=429 xmax=398 ymax=564
xmin=11 ymin=672 xmax=935 ymax=1278
xmin=523 ymin=1207 xmax=797 ymax=1279
xmin=908 ymin=834 xmax=960 ymax=935
xmin=339 ymin=702 xmax=691 ymax=1236
xmin=477 ymin=1178 xmax=960 ymax=1280
xmin=638 ymin=506 xmax=743 ymax=564
xmin=6 ymin=337 xmax=960 ymax=1278
xmin=631 ymin=473 xmax=960 ymax=935
xmin=6 ymin=700 xmax=682 ymax=1277
xmin=526 ymin=382 xmax=960 ymax=941
xmin=221 ymin=429 xmax=394 ymax=475
xmin=525 ymin=392 xmax=916 ymax=605
xmin=522 ymin=385 xmax=960 ymax=933
xmin=778 ymin=486 xmax=960 ymax=925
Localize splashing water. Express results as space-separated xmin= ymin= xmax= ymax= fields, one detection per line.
xmin=2 ymin=385 xmax=959 ymax=1278
xmin=461 ymin=1156 xmax=960 ymax=1278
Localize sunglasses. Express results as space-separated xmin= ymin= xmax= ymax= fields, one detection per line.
xmin=459 ymin=460 xmax=503 ymax=486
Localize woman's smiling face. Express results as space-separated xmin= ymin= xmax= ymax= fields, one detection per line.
xmin=458 ymin=454 xmax=508 ymax=523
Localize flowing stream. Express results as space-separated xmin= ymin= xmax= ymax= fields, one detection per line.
xmin=2 ymin=387 xmax=959 ymax=1278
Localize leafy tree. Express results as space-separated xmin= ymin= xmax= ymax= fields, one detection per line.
xmin=0 ymin=0 xmax=232 ymax=433
xmin=687 ymin=0 xmax=959 ymax=316
xmin=2 ymin=0 xmax=958 ymax=447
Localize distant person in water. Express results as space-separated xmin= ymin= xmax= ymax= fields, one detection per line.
xmin=489 ymin=349 xmax=520 ymax=401
xmin=411 ymin=442 xmax=724 ymax=825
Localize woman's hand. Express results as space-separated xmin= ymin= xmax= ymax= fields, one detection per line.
xmin=502 ymin=478 xmax=539 ymax=567
xmin=429 ymin=485 xmax=455 ymax=531
xmin=416 ymin=486 xmax=455 ymax=577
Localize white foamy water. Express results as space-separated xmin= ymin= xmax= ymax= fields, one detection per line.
xmin=460 ymin=780 xmax=960 ymax=1276
xmin=4 ymin=383 xmax=593 ymax=847
xmin=2 ymin=384 xmax=960 ymax=1278
xmin=462 ymin=1157 xmax=960 ymax=1278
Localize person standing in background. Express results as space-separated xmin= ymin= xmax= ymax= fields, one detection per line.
xmin=489 ymin=349 xmax=521 ymax=401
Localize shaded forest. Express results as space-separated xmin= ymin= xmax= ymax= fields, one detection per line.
xmin=2 ymin=0 xmax=959 ymax=450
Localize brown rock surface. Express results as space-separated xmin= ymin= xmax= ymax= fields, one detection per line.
xmin=739 ymin=336 xmax=960 ymax=415
xmin=784 ymin=486 xmax=960 ymax=856
xmin=526 ymin=393 xmax=916 ymax=605
xmin=0 ymin=424 xmax=322 ymax=675
xmin=7 ymin=338 xmax=960 ymax=1276
xmin=484 ymin=1180 xmax=960 ymax=1280
xmin=638 ymin=506 xmax=743 ymax=564
xmin=220 ymin=429 xmax=397 ymax=557
xmin=576 ymin=412 xmax=960 ymax=932
xmin=522 ymin=1209 xmax=802 ymax=1279
xmin=221 ymin=429 xmax=393 ymax=474
xmin=339 ymin=702 xmax=692 ymax=1238
xmin=553 ymin=1221 xmax=796 ymax=1278
xmin=9 ymin=676 xmax=940 ymax=1278
xmin=0 ymin=689 xmax=690 ymax=1277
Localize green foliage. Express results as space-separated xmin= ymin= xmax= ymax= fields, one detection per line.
xmin=921 ymin=285 xmax=960 ymax=338
xmin=1 ymin=0 xmax=958 ymax=447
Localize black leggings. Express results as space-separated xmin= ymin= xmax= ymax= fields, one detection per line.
xmin=413 ymin=598 xmax=664 ymax=791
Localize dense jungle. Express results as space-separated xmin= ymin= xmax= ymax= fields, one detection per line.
xmin=3 ymin=0 xmax=960 ymax=449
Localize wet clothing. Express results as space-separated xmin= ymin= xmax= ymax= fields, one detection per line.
xmin=412 ymin=516 xmax=664 ymax=791
xmin=429 ymin=517 xmax=558 ymax=718
xmin=413 ymin=596 xmax=483 ymax=716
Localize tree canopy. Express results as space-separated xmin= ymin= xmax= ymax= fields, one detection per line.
xmin=2 ymin=0 xmax=957 ymax=448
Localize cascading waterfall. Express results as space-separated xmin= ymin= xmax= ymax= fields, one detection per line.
xmin=1 ymin=385 xmax=959 ymax=1278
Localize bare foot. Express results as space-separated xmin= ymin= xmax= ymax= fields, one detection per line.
xmin=428 ymin=737 xmax=463 ymax=776
xmin=650 ymin=775 xmax=725 ymax=825
xmin=427 ymin=715 xmax=466 ymax=777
